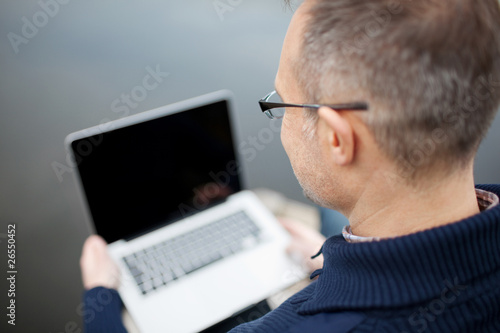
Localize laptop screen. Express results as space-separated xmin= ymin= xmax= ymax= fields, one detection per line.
xmin=72 ymin=100 xmax=242 ymax=243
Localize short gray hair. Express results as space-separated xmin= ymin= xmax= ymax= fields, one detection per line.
xmin=296 ymin=0 xmax=500 ymax=179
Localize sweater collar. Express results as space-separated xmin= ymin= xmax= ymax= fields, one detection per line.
xmin=341 ymin=188 xmax=500 ymax=244
xmin=297 ymin=184 xmax=500 ymax=315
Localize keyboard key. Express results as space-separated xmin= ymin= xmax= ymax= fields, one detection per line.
xmin=228 ymin=241 xmax=241 ymax=253
xmin=171 ymin=265 xmax=185 ymax=278
xmin=140 ymin=279 xmax=153 ymax=293
xmin=190 ymin=258 xmax=204 ymax=270
xmin=152 ymin=276 xmax=163 ymax=288
xmin=134 ymin=274 xmax=144 ymax=285
xmin=128 ymin=266 xmax=143 ymax=277
xmin=180 ymin=260 xmax=194 ymax=273
xmin=161 ymin=269 xmax=175 ymax=283
xmin=123 ymin=255 xmax=135 ymax=264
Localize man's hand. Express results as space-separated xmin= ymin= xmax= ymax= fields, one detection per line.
xmin=280 ymin=218 xmax=327 ymax=273
xmin=80 ymin=235 xmax=121 ymax=290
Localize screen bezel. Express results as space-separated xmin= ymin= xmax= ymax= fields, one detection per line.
xmin=65 ymin=90 xmax=244 ymax=243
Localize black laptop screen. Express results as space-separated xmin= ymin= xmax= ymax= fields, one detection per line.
xmin=72 ymin=100 xmax=242 ymax=243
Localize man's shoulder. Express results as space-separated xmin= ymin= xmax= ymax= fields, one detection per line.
xmin=230 ymin=282 xmax=368 ymax=333
xmin=285 ymin=311 xmax=366 ymax=333
xmin=229 ymin=282 xmax=316 ymax=333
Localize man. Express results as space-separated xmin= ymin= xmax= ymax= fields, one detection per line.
xmin=80 ymin=0 xmax=500 ymax=331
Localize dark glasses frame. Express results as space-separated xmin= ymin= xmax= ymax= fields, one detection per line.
xmin=259 ymin=90 xmax=369 ymax=119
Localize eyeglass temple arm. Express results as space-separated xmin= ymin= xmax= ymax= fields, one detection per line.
xmin=259 ymin=101 xmax=369 ymax=112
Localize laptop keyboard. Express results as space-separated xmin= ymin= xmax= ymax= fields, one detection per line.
xmin=122 ymin=210 xmax=261 ymax=295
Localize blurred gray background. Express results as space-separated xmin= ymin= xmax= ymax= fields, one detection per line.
xmin=0 ymin=1 xmax=499 ymax=332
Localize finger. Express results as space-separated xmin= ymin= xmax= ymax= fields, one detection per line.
xmin=279 ymin=217 xmax=308 ymax=236
xmin=80 ymin=235 xmax=107 ymax=268
xmin=281 ymin=218 xmax=327 ymax=244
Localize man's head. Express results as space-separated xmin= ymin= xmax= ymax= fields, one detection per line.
xmin=276 ymin=0 xmax=500 ymax=212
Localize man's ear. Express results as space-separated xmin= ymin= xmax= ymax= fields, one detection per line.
xmin=318 ymin=106 xmax=354 ymax=166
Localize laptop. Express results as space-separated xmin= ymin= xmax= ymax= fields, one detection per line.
xmin=65 ymin=90 xmax=306 ymax=333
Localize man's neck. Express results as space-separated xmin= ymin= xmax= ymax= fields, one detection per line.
xmin=347 ymin=169 xmax=480 ymax=238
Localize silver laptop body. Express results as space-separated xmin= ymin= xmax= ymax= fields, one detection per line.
xmin=65 ymin=90 xmax=305 ymax=332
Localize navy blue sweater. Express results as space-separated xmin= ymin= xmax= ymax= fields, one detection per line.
xmin=84 ymin=184 xmax=500 ymax=332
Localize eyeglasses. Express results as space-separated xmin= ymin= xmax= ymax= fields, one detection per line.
xmin=258 ymin=90 xmax=369 ymax=119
